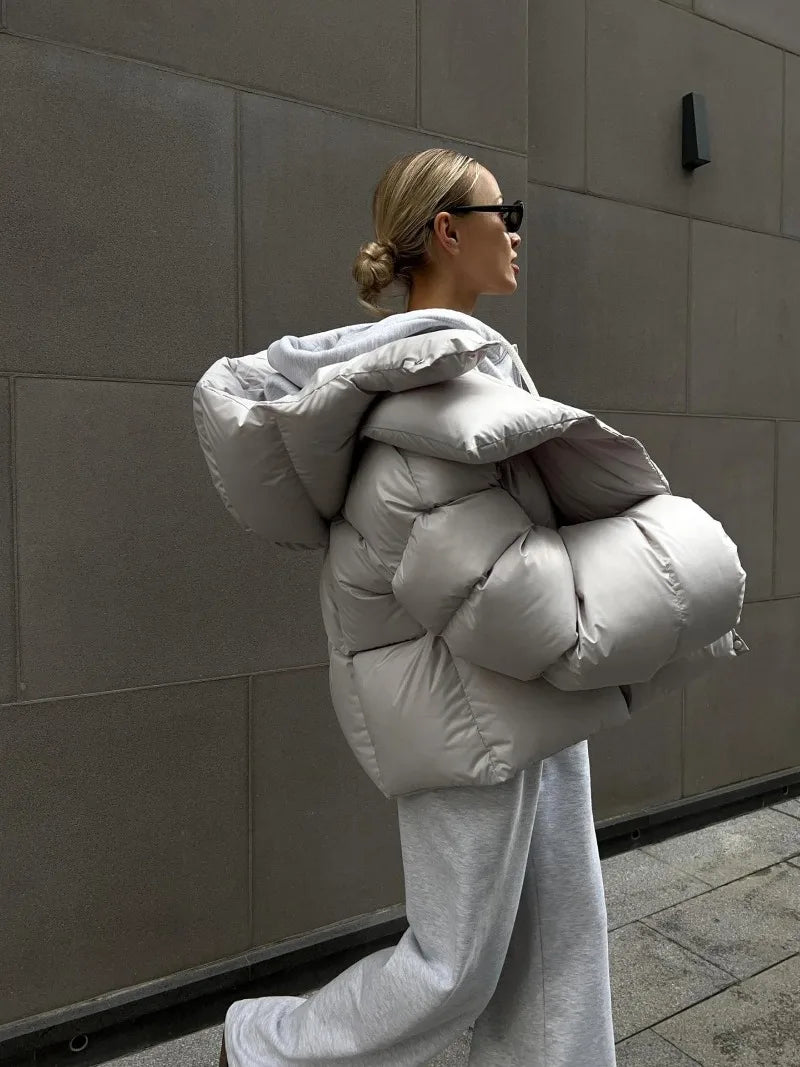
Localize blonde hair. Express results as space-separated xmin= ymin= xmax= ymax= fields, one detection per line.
xmin=353 ymin=149 xmax=482 ymax=319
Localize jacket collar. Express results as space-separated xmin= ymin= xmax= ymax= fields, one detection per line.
xmin=194 ymin=324 xmax=669 ymax=546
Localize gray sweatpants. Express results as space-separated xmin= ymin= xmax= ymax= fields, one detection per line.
xmin=223 ymin=739 xmax=616 ymax=1066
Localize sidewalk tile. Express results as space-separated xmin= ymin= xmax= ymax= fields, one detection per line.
xmin=654 ymin=954 xmax=800 ymax=1066
xmin=773 ymin=797 xmax=800 ymax=820
xmin=609 ymin=922 xmax=734 ymax=1041
xmin=615 ymin=1029 xmax=702 ymax=1066
xmin=640 ymin=808 xmax=800 ymax=886
xmin=429 ymin=1030 xmax=471 ymax=1065
xmin=642 ymin=861 xmax=800 ymax=979
xmin=602 ymin=848 xmax=710 ymax=930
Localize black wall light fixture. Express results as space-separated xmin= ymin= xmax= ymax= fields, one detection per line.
xmin=682 ymin=92 xmax=711 ymax=170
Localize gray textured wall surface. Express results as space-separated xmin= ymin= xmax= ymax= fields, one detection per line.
xmin=0 ymin=0 xmax=796 ymax=1033
xmin=528 ymin=0 xmax=800 ymax=813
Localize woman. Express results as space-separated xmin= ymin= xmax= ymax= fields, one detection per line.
xmin=194 ymin=149 xmax=747 ymax=1066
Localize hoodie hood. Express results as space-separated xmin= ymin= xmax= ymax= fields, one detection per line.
xmin=261 ymin=308 xmax=530 ymax=398
xmin=193 ymin=310 xmax=537 ymax=548
xmin=192 ymin=308 xmax=669 ymax=550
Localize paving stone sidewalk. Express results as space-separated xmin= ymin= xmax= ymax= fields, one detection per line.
xmin=102 ymin=797 xmax=800 ymax=1067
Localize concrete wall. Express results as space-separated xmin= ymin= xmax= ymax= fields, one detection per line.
xmin=0 ymin=0 xmax=797 ymax=1033
xmin=533 ymin=0 xmax=800 ymax=813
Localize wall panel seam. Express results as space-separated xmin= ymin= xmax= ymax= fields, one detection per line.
xmin=9 ymin=377 xmax=23 ymax=701
xmin=772 ymin=421 xmax=780 ymax=596
xmin=654 ymin=0 xmax=800 ymax=61
xmin=0 ymin=661 xmax=331 ymax=709
xmin=7 ymin=369 xmax=787 ymax=421
xmin=0 ymin=30 xmax=525 ymax=159
xmin=780 ymin=49 xmax=787 ymax=233
xmin=526 ymin=178 xmax=797 ymax=244
xmin=524 ymin=0 xmax=529 ymax=149
xmin=680 ymin=686 xmax=686 ymax=797
xmin=4 ymin=12 xmax=793 ymax=84
xmin=247 ymin=673 xmax=253 ymax=951
xmin=0 ymin=372 xmax=211 ymax=385
xmin=583 ymin=408 xmax=786 ymax=422
xmin=686 ymin=217 xmax=692 ymax=413
xmin=583 ymin=0 xmax=589 ymax=192
xmin=744 ymin=593 xmax=800 ymax=605
xmin=235 ymin=93 xmax=243 ymax=359
xmin=415 ymin=0 xmax=421 ymax=129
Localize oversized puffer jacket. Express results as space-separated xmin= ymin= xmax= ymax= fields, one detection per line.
xmin=193 ymin=309 xmax=748 ymax=799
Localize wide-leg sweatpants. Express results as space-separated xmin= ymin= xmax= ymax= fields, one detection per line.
xmin=223 ymin=738 xmax=616 ymax=1066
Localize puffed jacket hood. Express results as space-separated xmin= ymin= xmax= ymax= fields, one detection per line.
xmin=194 ymin=309 xmax=748 ymax=798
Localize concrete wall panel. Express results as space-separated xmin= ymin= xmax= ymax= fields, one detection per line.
xmin=5 ymin=0 xmax=416 ymax=126
xmin=0 ymin=678 xmax=249 ymax=1024
xmin=775 ymin=422 xmax=800 ymax=597
xmin=696 ymin=0 xmax=800 ymax=54
xmin=0 ymin=36 xmax=237 ymax=381
xmin=0 ymin=379 xmax=15 ymax=704
xmin=685 ymin=599 xmax=800 ymax=794
xmin=527 ymin=185 xmax=688 ymax=411
xmin=589 ymin=693 xmax=683 ymax=821
xmin=781 ymin=54 xmax=800 ymax=238
xmin=528 ymin=0 xmax=586 ymax=188
xmin=588 ymin=0 xmax=782 ymax=232
xmin=690 ymin=221 xmax=800 ymax=418
xmin=251 ymin=667 xmax=404 ymax=945
xmin=421 ymin=0 xmax=527 ymax=152
xmin=14 ymin=378 xmax=327 ymax=699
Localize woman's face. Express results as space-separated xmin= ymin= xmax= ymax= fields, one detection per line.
xmin=426 ymin=167 xmax=522 ymax=299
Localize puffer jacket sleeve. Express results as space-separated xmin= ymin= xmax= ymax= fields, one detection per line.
xmin=392 ymin=484 xmax=580 ymax=681
xmin=391 ymin=479 xmax=746 ymax=688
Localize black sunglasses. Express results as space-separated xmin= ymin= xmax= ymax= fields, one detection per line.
xmin=427 ymin=199 xmax=524 ymax=233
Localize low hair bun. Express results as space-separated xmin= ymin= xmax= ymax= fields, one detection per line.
xmin=367 ymin=239 xmax=396 ymax=263
xmin=352 ymin=239 xmax=398 ymax=318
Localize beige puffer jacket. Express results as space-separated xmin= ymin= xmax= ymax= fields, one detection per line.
xmin=194 ymin=310 xmax=748 ymax=798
